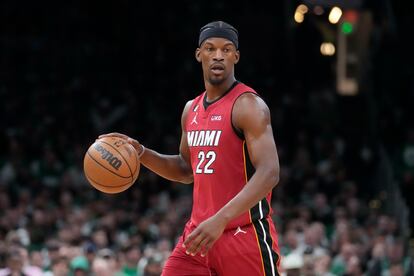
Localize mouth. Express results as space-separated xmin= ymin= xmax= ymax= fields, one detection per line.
xmin=210 ymin=63 xmax=225 ymax=74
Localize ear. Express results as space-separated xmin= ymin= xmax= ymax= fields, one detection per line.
xmin=234 ymin=50 xmax=240 ymax=64
xmin=195 ymin=48 xmax=201 ymax=62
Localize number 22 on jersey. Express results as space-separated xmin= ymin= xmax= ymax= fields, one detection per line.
xmin=195 ymin=150 xmax=216 ymax=174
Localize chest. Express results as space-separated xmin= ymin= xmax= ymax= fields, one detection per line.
xmin=186 ymin=102 xmax=235 ymax=149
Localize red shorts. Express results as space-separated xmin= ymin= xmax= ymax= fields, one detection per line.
xmin=162 ymin=218 xmax=281 ymax=276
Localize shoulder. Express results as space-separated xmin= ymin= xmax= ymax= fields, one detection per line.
xmin=232 ymin=92 xmax=271 ymax=131
xmin=234 ymin=92 xmax=270 ymax=117
xmin=181 ymin=100 xmax=194 ymax=120
xmin=183 ymin=90 xmax=205 ymax=115
xmin=181 ymin=100 xmax=197 ymax=130
xmin=184 ymin=99 xmax=194 ymax=112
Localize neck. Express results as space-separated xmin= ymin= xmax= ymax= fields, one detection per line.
xmin=204 ymin=77 xmax=237 ymax=102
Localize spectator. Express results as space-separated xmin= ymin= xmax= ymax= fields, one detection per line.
xmin=280 ymin=229 xmax=301 ymax=256
xmin=44 ymin=256 xmax=70 ymax=276
xmin=116 ymin=245 xmax=141 ymax=276
xmin=0 ymin=246 xmax=43 ymax=276
xmin=69 ymin=255 xmax=89 ymax=276
xmin=281 ymin=253 xmax=303 ymax=276
xmin=314 ymin=254 xmax=335 ymax=276
xmin=330 ymin=242 xmax=357 ymax=275
xmin=143 ymin=254 xmax=164 ymax=276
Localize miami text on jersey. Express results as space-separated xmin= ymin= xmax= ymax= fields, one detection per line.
xmin=187 ymin=130 xmax=222 ymax=147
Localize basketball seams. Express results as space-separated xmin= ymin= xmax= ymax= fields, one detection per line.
xmin=100 ymin=140 xmax=134 ymax=183
xmin=86 ymin=150 xmax=130 ymax=179
xmin=85 ymin=174 xmax=129 ymax=194
xmin=84 ymin=170 xmax=131 ymax=188
xmin=122 ymin=142 xmax=139 ymax=177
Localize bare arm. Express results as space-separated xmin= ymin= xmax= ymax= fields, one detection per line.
xmin=215 ymin=93 xmax=279 ymax=220
xmin=99 ymin=101 xmax=194 ymax=184
xmin=183 ymin=93 xmax=279 ymax=256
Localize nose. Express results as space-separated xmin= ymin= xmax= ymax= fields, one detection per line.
xmin=213 ymin=49 xmax=224 ymax=61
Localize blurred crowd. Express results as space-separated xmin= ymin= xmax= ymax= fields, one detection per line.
xmin=1 ymin=74 xmax=414 ymax=275
xmin=1 ymin=113 xmax=413 ymax=276
xmin=1 ymin=0 xmax=414 ymax=275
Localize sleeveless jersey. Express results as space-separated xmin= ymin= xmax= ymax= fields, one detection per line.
xmin=185 ymin=82 xmax=273 ymax=230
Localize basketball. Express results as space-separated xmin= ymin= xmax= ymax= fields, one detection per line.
xmin=83 ymin=136 xmax=140 ymax=194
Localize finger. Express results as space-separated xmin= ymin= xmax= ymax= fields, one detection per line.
xmin=127 ymin=138 xmax=143 ymax=152
xmin=186 ymin=234 xmax=206 ymax=256
xmin=98 ymin=133 xmax=115 ymax=138
xmin=182 ymin=229 xmax=199 ymax=249
xmin=200 ymin=240 xmax=214 ymax=257
xmin=192 ymin=237 xmax=210 ymax=257
xmin=99 ymin=132 xmax=127 ymax=139
xmin=127 ymin=137 xmax=140 ymax=145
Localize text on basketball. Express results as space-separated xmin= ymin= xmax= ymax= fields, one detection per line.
xmin=94 ymin=144 xmax=122 ymax=170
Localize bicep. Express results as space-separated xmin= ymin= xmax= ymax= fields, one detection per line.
xmin=233 ymin=94 xmax=279 ymax=169
xmin=245 ymin=122 xmax=278 ymax=170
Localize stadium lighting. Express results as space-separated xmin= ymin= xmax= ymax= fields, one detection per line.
xmin=294 ymin=12 xmax=305 ymax=23
xmin=328 ymin=7 xmax=342 ymax=24
xmin=294 ymin=4 xmax=308 ymax=23
xmin=320 ymin=42 xmax=335 ymax=56
xmin=297 ymin=4 xmax=308 ymax=14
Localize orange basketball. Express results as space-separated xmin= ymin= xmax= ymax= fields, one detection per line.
xmin=83 ymin=137 xmax=140 ymax=194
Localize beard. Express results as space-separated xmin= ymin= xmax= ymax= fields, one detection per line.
xmin=208 ymin=75 xmax=225 ymax=86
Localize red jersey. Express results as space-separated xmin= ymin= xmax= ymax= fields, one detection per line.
xmin=185 ymin=82 xmax=273 ymax=230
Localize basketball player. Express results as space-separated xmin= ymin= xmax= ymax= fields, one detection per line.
xmin=100 ymin=21 xmax=281 ymax=275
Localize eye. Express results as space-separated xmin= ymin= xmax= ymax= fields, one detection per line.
xmin=223 ymin=48 xmax=230 ymax=53
xmin=206 ymin=47 xmax=213 ymax=52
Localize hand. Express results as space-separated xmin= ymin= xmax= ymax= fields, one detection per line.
xmin=182 ymin=215 xmax=228 ymax=257
xmin=99 ymin=132 xmax=144 ymax=156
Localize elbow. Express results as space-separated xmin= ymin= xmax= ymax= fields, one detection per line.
xmin=272 ymin=173 xmax=280 ymax=188
xmin=180 ymin=176 xmax=194 ymax=184
xmin=268 ymin=167 xmax=280 ymax=189
xmin=178 ymin=172 xmax=194 ymax=184
xmin=177 ymin=156 xmax=193 ymax=184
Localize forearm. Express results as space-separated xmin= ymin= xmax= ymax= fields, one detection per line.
xmin=140 ymin=147 xmax=194 ymax=184
xmin=216 ymin=167 xmax=279 ymax=224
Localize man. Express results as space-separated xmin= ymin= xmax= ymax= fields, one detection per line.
xmin=101 ymin=20 xmax=281 ymax=275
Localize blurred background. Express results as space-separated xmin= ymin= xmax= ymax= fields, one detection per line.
xmin=1 ymin=0 xmax=413 ymax=275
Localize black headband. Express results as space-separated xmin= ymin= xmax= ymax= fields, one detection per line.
xmin=198 ymin=21 xmax=239 ymax=49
